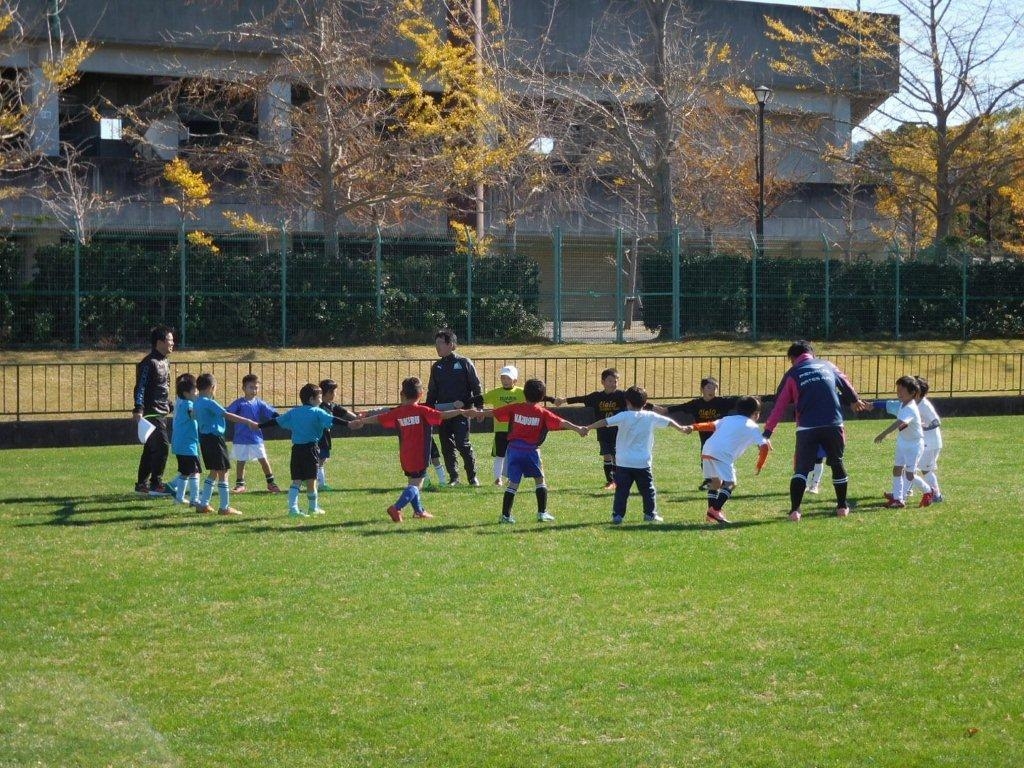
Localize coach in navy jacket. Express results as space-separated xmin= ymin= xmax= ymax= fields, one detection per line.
xmin=426 ymin=328 xmax=483 ymax=485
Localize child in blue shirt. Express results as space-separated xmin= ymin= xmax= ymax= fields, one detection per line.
xmin=167 ymin=373 xmax=202 ymax=507
xmin=226 ymin=373 xmax=281 ymax=493
xmin=261 ymin=382 xmax=356 ymax=518
xmin=193 ymin=373 xmax=259 ymax=516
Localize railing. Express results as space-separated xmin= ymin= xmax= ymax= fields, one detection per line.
xmin=2 ymin=353 xmax=1021 ymax=420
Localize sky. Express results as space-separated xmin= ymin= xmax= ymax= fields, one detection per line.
xmin=746 ymin=0 xmax=1024 ymax=137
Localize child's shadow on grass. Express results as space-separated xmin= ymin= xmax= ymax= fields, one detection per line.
xmin=14 ymin=494 xmax=177 ymax=527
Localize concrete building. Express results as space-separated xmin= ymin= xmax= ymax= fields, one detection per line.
xmin=1 ymin=0 xmax=898 ymax=241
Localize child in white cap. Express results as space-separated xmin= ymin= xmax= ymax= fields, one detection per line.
xmin=481 ymin=364 xmax=556 ymax=485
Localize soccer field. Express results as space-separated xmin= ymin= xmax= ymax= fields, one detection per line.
xmin=1 ymin=417 xmax=1022 ymax=767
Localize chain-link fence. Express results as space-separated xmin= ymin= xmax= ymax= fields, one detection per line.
xmin=2 ymin=226 xmax=1023 ymax=348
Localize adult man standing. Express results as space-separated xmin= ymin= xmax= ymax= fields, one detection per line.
xmin=762 ymin=340 xmax=870 ymax=521
xmin=133 ymin=325 xmax=174 ymax=495
xmin=426 ymin=328 xmax=482 ymax=486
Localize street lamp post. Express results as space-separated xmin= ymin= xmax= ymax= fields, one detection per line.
xmin=753 ymin=85 xmax=773 ymax=241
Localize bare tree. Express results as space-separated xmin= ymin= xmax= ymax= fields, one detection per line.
xmin=33 ymin=142 xmax=127 ymax=243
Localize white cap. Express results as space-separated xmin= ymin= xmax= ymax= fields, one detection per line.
xmin=499 ymin=365 xmax=519 ymax=380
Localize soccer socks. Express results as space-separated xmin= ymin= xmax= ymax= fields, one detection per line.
xmin=924 ymin=471 xmax=941 ymax=495
xmin=789 ymin=474 xmax=808 ymax=512
xmin=502 ymin=488 xmax=517 ymax=518
xmin=198 ymin=477 xmax=215 ymax=507
xmin=809 ymin=462 xmax=825 ymax=488
xmin=603 ymin=460 xmax=615 ymax=484
xmin=394 ymin=485 xmax=417 ymax=511
xmin=171 ymin=474 xmax=187 ymax=503
xmin=408 ymin=486 xmax=423 ymax=514
xmin=492 ymin=457 xmax=504 ymax=482
xmin=707 ymin=487 xmax=718 ymax=506
xmin=911 ymin=474 xmax=931 ymax=494
xmin=891 ymin=474 xmax=905 ymax=501
xmin=535 ymin=485 xmax=548 ymax=515
xmin=317 ymin=465 xmax=326 ymax=486
xmin=712 ymin=487 xmax=731 ymax=511
xmin=186 ymin=475 xmax=200 ymax=505
xmin=265 ymin=473 xmax=276 ymax=486
xmin=288 ymin=483 xmax=301 ymax=510
xmin=433 ymin=460 xmax=448 ymax=485
xmin=217 ymin=481 xmax=230 ymax=510
xmin=307 ymin=490 xmax=318 ymax=514
xmin=832 ymin=474 xmax=849 ymax=507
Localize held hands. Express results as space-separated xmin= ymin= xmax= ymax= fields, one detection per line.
xmin=574 ymin=423 xmax=588 ymax=437
xmin=681 ymin=425 xmax=694 ymax=434
xmin=349 ymin=418 xmax=364 ymax=430
xmin=852 ymin=399 xmax=872 ymax=413
xmin=554 ymin=397 xmax=567 ymax=406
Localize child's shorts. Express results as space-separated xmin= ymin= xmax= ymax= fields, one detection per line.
xmin=505 ymin=445 xmax=543 ymax=484
xmin=199 ymin=434 xmax=230 ymax=471
xmin=491 ymin=431 xmax=509 ymax=458
xmin=701 ymin=456 xmax=736 ymax=484
xmin=596 ymin=426 xmax=617 ymax=456
xmin=291 ymin=442 xmax=320 ymax=482
xmin=404 ymin=470 xmax=427 ymax=480
xmin=894 ymin=440 xmax=923 ymax=472
xmin=919 ymin=445 xmax=941 ymax=472
xmin=231 ymin=442 xmax=268 ymax=462
xmin=176 ymin=454 xmax=202 ymax=476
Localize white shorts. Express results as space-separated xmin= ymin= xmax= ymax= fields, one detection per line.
xmin=919 ymin=446 xmax=941 ymax=473
xmin=231 ymin=443 xmax=268 ymax=462
xmin=702 ymin=457 xmax=736 ymax=484
xmin=894 ymin=440 xmax=923 ymax=472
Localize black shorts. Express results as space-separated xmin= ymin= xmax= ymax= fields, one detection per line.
xmin=492 ymin=431 xmax=509 ymax=458
xmin=199 ymin=434 xmax=230 ymax=471
xmin=291 ymin=442 xmax=320 ymax=481
xmin=597 ymin=426 xmax=617 ymax=457
xmin=176 ymin=454 xmax=202 ymax=476
xmin=794 ymin=426 xmax=846 ymax=475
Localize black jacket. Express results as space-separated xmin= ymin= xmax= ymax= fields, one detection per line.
xmin=133 ymin=350 xmax=171 ymax=416
xmin=426 ymin=353 xmax=483 ymax=409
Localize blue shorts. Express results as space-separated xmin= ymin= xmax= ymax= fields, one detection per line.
xmin=505 ymin=446 xmax=543 ymax=484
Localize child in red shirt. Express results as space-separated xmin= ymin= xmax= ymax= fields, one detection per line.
xmin=483 ymin=378 xmax=587 ymax=524
xmin=349 ymin=377 xmax=466 ymax=522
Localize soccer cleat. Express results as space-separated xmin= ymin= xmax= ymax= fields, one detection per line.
xmin=493 ymin=478 xmax=504 ymax=486
xmin=386 ymin=505 xmax=403 ymax=522
xmin=836 ymin=506 xmax=850 ymax=517
xmin=469 ymin=477 xmax=481 ymax=487
xmin=310 ymin=508 xmax=326 ymax=516
xmin=218 ymin=507 xmax=243 ymax=516
xmin=196 ymin=504 xmax=215 ymax=515
xmin=266 ymin=482 xmax=282 ymax=493
xmin=643 ymin=512 xmax=664 ymax=523
xmin=918 ymin=492 xmax=934 ymax=508
xmin=134 ymin=482 xmax=150 ymax=495
xmin=413 ymin=510 xmax=433 ymax=519
xmin=499 ymin=514 xmax=515 ymax=524
xmin=611 ymin=514 xmax=624 ymax=525
xmin=149 ymin=483 xmax=175 ymax=497
xmin=806 ymin=483 xmax=821 ymax=495
xmin=698 ymin=479 xmax=710 ymax=491
xmin=883 ymin=492 xmax=895 ymax=502
xmin=932 ymin=493 xmax=944 ymax=503
xmin=707 ymin=508 xmax=731 ymax=525
xmin=233 ymin=482 xmax=247 ymax=493
xmin=287 ymin=507 xmax=308 ymax=518
xmin=448 ymin=479 xmax=462 ymax=487
xmin=788 ymin=510 xmax=802 ymax=522
xmin=884 ymin=499 xmax=906 ymax=509
xmin=603 ymin=481 xmax=617 ymax=491
xmin=319 ymin=483 xmax=332 ymax=492
xmin=537 ymin=511 xmax=556 ymax=522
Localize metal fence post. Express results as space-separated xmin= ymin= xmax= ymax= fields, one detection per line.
xmin=466 ymin=232 xmax=474 ymax=344
xmin=961 ymin=249 xmax=968 ymax=341
xmin=822 ymin=234 xmax=831 ymax=341
xmin=894 ymin=245 xmax=901 ymax=340
xmin=178 ymin=222 xmax=187 ymax=348
xmin=671 ymin=227 xmax=681 ymax=341
xmin=73 ymin=237 xmax=81 ymax=350
xmin=750 ymin=234 xmax=759 ymax=342
xmin=615 ymin=228 xmax=624 ymax=343
xmin=374 ymin=226 xmax=383 ymax=334
xmin=553 ymin=227 xmax=563 ymax=343
xmin=280 ymin=223 xmax=288 ymax=347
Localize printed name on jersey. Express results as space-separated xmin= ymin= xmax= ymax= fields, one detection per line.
xmin=397 ymin=415 xmax=421 ymax=427
xmin=513 ymin=413 xmax=541 ymax=427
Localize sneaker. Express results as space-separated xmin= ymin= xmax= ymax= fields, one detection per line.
xmin=386 ymin=505 xmax=403 ymax=522
xmin=788 ymin=510 xmax=802 ymax=522
xmin=149 ymin=483 xmax=175 ymax=497
xmin=287 ymin=507 xmax=308 ymax=518
xmin=134 ymin=482 xmax=150 ymax=495
xmin=836 ymin=506 xmax=850 ymax=517
xmin=448 ymin=479 xmax=462 ymax=487
xmin=884 ymin=499 xmax=906 ymax=509
xmin=233 ymin=482 xmax=247 ymax=493
xmin=218 ymin=507 xmax=243 ymax=516
xmin=602 ymin=481 xmax=617 ymax=490
xmin=611 ymin=514 xmax=624 ymax=525
xmin=883 ymin=492 xmax=895 ymax=502
xmin=266 ymin=482 xmax=282 ymax=493
xmin=707 ymin=508 xmax=731 ymax=525
xmin=493 ymin=478 xmax=504 ymax=486
xmin=698 ymin=479 xmax=710 ymax=491
xmin=499 ymin=514 xmax=515 ymax=524
xmin=196 ymin=504 xmax=214 ymax=515
xmin=932 ymin=493 xmax=944 ymax=503
xmin=806 ymin=483 xmax=821 ymax=495
xmin=413 ymin=509 xmax=434 ymax=519
xmin=643 ymin=512 xmax=664 ymax=523
xmin=537 ymin=511 xmax=556 ymax=522
xmin=319 ymin=483 xmax=332 ymax=492
xmin=919 ymin=492 xmax=934 ymax=508
xmin=469 ymin=477 xmax=481 ymax=487
xmin=310 ymin=508 xmax=326 ymax=516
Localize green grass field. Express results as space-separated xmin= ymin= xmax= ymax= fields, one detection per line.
xmin=2 ymin=417 xmax=1023 ymax=767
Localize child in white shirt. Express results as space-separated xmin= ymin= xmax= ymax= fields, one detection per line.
xmin=683 ymin=396 xmax=771 ymax=524
xmin=873 ymin=376 xmax=924 ymax=509
xmin=586 ymin=385 xmax=687 ymax=524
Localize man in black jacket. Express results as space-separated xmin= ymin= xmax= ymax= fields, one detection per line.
xmin=133 ymin=325 xmax=174 ymax=495
xmin=426 ymin=328 xmax=482 ymax=486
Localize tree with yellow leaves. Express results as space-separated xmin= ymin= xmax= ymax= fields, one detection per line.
xmin=163 ymin=157 xmax=218 ymax=254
